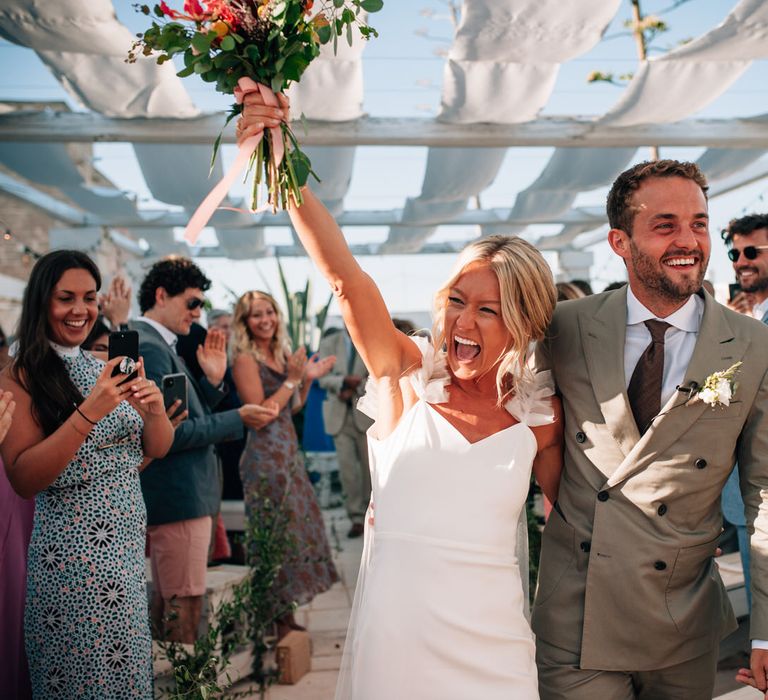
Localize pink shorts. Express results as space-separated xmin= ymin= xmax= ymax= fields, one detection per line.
xmin=148 ymin=516 xmax=212 ymax=598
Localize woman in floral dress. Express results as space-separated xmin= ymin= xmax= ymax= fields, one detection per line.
xmin=0 ymin=250 xmax=174 ymax=699
xmin=230 ymin=291 xmax=338 ymax=635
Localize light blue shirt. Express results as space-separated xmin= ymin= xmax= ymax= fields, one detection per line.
xmin=624 ymin=285 xmax=704 ymax=407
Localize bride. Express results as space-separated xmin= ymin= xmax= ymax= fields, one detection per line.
xmin=239 ymin=95 xmax=563 ymax=700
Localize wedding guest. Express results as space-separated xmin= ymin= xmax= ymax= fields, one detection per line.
xmin=555 ymin=281 xmax=586 ymax=302
xmin=208 ymin=308 xmax=234 ymax=341
xmin=0 ymin=250 xmax=174 ymax=698
xmin=230 ymin=290 xmax=338 ymax=635
xmin=570 ymin=279 xmax=594 ymax=296
xmin=0 ymin=324 xmax=10 ymax=368
xmin=99 ymin=275 xmax=132 ymax=330
xmin=81 ymin=316 xmax=111 ymax=359
xmin=317 ymin=325 xmax=372 ymax=538
xmin=134 ymin=257 xmax=278 ymax=642
xmin=719 ymin=213 xmax=768 ymax=612
xmin=0 ymin=388 xmax=32 ymax=700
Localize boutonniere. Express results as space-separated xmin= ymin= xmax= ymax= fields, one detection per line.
xmin=690 ymin=362 xmax=743 ymax=408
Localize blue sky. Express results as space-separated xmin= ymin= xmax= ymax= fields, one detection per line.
xmin=1 ymin=0 xmax=766 ymax=314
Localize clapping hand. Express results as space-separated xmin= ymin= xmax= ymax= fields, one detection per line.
xmin=0 ymin=390 xmax=15 ymax=444
xmin=305 ymin=354 xmax=336 ymax=382
xmin=239 ymin=401 xmax=280 ymax=430
xmin=197 ymin=328 xmax=228 ymax=387
xmin=100 ymin=276 xmax=132 ymax=328
xmin=285 ymin=347 xmax=308 ymax=383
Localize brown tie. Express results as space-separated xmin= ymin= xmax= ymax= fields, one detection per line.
xmin=627 ymin=320 xmax=671 ymax=435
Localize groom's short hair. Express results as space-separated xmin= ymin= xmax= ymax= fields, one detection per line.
xmin=607 ymin=160 xmax=709 ymax=236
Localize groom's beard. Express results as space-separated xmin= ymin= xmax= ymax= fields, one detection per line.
xmin=629 ymin=241 xmax=708 ymax=303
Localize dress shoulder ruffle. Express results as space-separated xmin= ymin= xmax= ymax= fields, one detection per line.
xmin=504 ymin=368 xmax=555 ymax=427
xmin=356 ymin=335 xmax=449 ymax=420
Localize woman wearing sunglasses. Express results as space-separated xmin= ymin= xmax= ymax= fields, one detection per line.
xmin=0 ymin=250 xmax=174 ymax=699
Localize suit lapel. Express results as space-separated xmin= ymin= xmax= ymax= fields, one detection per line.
xmin=579 ymin=288 xmax=640 ymax=461
xmin=606 ymin=294 xmax=746 ymax=487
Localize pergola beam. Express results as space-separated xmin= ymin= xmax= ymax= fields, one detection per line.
xmin=1 ymin=111 xmax=767 ymax=148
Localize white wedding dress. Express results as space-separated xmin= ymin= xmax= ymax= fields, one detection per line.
xmin=335 ymin=337 xmax=554 ymax=700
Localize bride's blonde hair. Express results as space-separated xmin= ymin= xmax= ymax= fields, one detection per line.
xmin=432 ymin=235 xmax=556 ymax=406
xmin=230 ymin=290 xmax=292 ymax=364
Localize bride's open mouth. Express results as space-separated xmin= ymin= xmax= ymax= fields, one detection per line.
xmin=454 ymin=335 xmax=481 ymax=362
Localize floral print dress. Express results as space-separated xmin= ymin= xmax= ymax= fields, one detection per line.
xmin=25 ymin=348 xmax=151 ymax=699
xmin=239 ymin=361 xmax=339 ymax=607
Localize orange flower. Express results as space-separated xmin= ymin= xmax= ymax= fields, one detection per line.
xmin=211 ymin=20 xmax=229 ymax=37
xmin=303 ymin=0 xmax=314 ymax=13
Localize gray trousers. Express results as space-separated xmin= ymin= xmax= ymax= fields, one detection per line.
xmin=333 ymin=410 xmax=371 ymax=525
xmin=536 ymin=638 xmax=719 ymax=700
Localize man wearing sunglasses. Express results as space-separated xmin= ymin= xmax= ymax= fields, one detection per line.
xmin=724 ymin=213 xmax=768 ymax=322
xmin=133 ymin=257 xmax=278 ymax=643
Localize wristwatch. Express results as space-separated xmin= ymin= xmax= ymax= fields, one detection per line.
xmin=284 ymin=380 xmax=297 ymax=390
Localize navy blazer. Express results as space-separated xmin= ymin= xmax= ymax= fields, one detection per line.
xmin=133 ymin=320 xmax=244 ymax=526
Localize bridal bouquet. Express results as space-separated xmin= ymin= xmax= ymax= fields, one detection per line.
xmin=129 ymin=0 xmax=382 ymax=236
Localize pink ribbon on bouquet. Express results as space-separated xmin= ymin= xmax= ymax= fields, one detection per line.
xmin=183 ymin=77 xmax=285 ymax=245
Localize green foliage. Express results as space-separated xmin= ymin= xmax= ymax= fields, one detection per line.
xmin=276 ymin=256 xmax=333 ymax=350
xmin=155 ymin=474 xmax=301 ymax=699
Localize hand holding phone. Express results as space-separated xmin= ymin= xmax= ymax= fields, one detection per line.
xmin=162 ymin=373 xmax=188 ymax=419
xmin=729 ymin=282 xmax=742 ymax=302
xmin=108 ymin=331 xmax=139 ymax=383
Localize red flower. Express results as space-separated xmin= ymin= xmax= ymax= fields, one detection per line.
xmin=184 ymin=0 xmax=209 ymax=20
xmin=158 ymin=1 xmax=175 ymax=15
xmin=303 ymin=0 xmax=314 ymax=13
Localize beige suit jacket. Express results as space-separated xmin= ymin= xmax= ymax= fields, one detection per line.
xmin=533 ymin=287 xmax=768 ymax=671
xmin=317 ymin=330 xmax=372 ymax=436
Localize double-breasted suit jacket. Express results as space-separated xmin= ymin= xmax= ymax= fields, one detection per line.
xmin=533 ymin=287 xmax=768 ymax=671
xmin=317 ymin=330 xmax=372 ymax=436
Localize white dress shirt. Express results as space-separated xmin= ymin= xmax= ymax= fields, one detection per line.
xmin=624 ymin=285 xmax=704 ymax=407
xmin=753 ymin=297 xmax=768 ymax=323
xmin=137 ymin=316 xmax=177 ymax=351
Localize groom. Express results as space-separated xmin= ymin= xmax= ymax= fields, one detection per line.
xmin=533 ymin=159 xmax=768 ymax=699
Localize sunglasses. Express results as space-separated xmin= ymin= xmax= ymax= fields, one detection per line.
xmin=727 ymin=245 xmax=768 ymax=263
xmin=186 ymin=297 xmax=206 ymax=310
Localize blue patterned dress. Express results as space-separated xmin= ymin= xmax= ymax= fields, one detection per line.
xmin=25 ymin=348 xmax=152 ymax=698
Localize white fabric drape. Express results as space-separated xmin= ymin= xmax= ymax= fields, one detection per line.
xmin=0 ymin=142 xmax=139 ymax=220
xmin=601 ymin=0 xmax=768 ymax=126
xmin=383 ymin=0 xmax=620 ymax=254
xmin=439 ymin=0 xmax=620 ymax=123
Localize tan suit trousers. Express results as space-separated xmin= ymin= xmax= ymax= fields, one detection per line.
xmin=334 ymin=408 xmax=371 ymax=525
xmin=536 ymin=637 xmax=719 ymax=700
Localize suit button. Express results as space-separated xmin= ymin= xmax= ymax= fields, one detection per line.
xmin=580 ymin=541 xmax=591 ymax=553
xmin=576 ymin=431 xmax=587 ymax=444
xmin=654 ymin=561 xmax=667 ymax=571
xmin=695 ymin=458 xmax=707 ymax=469
xmin=657 ymin=504 xmax=667 ymax=516
xmin=597 ymin=490 xmax=609 ymax=502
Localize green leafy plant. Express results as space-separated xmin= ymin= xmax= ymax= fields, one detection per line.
xmin=275 ymin=256 xmax=333 ymax=350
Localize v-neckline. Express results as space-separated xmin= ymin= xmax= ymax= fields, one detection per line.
xmin=425 ymin=403 xmax=527 ymax=447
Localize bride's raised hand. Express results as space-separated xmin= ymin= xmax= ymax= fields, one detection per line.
xmin=237 ymin=92 xmax=291 ymax=146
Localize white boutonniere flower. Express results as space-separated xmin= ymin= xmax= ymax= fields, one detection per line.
xmin=694 ymin=362 xmax=742 ymax=408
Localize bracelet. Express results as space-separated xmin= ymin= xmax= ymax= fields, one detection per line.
xmin=74 ymin=404 xmax=97 ymax=425
xmin=284 ymin=380 xmax=297 ymax=391
xmin=68 ymin=418 xmax=90 ymax=438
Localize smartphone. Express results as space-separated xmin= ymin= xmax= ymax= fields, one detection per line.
xmin=108 ymin=330 xmax=139 ymax=382
xmin=162 ymin=373 xmax=188 ymax=418
xmin=729 ymin=282 xmax=742 ymax=302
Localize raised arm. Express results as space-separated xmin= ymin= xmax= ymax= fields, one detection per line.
xmin=238 ymin=94 xmax=420 ymax=381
